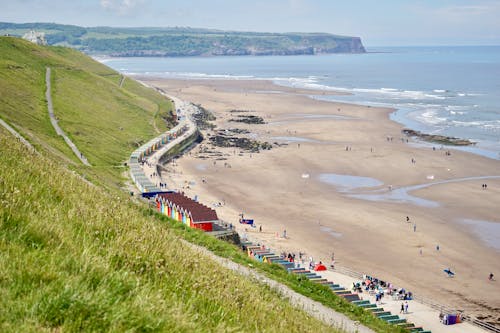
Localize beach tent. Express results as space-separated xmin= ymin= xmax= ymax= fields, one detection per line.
xmin=314 ymin=263 xmax=327 ymax=271
xmin=240 ymin=219 xmax=254 ymax=225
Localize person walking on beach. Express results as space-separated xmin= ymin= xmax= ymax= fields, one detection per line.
xmin=413 ymin=223 xmax=417 ymax=232
xmin=404 ymin=301 xmax=409 ymax=313
xmin=400 ymin=302 xmax=404 ymax=314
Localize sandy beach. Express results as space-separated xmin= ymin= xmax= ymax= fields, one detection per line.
xmin=141 ymin=77 xmax=500 ymax=326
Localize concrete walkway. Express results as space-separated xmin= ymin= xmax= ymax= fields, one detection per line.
xmin=0 ymin=118 xmax=35 ymax=152
xmin=137 ymin=88 xmax=198 ymax=189
xmin=119 ymin=74 xmax=125 ymax=88
xmin=45 ymin=67 xmax=91 ymax=166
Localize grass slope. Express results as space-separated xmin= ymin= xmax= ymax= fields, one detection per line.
xmin=0 ymin=37 xmax=174 ymax=188
xmin=0 ymin=129 xmax=339 ymax=332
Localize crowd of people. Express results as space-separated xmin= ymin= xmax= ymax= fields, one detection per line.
xmin=357 ymin=274 xmax=413 ymax=301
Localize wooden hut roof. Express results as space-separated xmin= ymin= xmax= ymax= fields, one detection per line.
xmin=158 ymin=192 xmax=219 ymax=223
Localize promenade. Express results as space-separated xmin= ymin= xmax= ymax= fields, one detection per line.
xmin=128 ymin=87 xmax=198 ymax=194
xmin=320 ymin=269 xmax=487 ymax=333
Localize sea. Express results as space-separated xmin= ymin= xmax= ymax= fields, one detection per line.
xmin=99 ymin=46 xmax=500 ymax=159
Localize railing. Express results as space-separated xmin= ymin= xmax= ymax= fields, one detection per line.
xmin=466 ymin=318 xmax=500 ymax=333
xmin=329 ymin=265 xmax=500 ymax=332
xmin=129 ymin=118 xmax=196 ymax=193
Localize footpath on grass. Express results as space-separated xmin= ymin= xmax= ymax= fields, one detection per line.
xmin=46 ymin=67 xmax=91 ymax=166
xmin=0 ymin=118 xmax=35 ymax=152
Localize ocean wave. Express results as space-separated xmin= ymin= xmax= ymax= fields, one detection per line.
xmin=452 ymin=120 xmax=500 ymax=129
xmin=415 ymin=110 xmax=448 ymax=125
xmin=170 ymin=72 xmax=256 ymax=79
xmin=318 ymin=85 xmax=449 ymax=101
xmin=127 ymin=71 xmax=257 ymax=80
xmin=272 ymin=77 xmax=342 ymax=91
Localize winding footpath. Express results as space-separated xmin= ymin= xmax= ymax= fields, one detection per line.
xmin=45 ymin=67 xmax=91 ymax=166
xmin=0 ymin=118 xmax=35 ymax=152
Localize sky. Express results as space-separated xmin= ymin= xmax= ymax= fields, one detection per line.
xmin=1 ymin=0 xmax=500 ymax=46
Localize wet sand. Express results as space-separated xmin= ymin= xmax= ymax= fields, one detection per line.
xmin=142 ymin=77 xmax=500 ymax=325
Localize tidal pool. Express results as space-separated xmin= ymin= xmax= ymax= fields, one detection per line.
xmin=320 ymin=226 xmax=342 ymax=238
xmin=271 ymin=136 xmax=318 ymax=143
xmin=317 ymin=173 xmax=383 ymax=192
xmin=460 ymin=219 xmax=500 ymax=252
xmin=350 ymin=175 xmax=500 ymax=208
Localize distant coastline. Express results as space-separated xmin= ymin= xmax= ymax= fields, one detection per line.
xmin=0 ymin=22 xmax=366 ymax=57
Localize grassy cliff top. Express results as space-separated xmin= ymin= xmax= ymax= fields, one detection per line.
xmin=0 ymin=36 xmax=174 ymax=189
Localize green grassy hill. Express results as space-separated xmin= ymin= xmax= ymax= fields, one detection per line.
xmin=0 ymin=128 xmax=339 ymax=332
xmin=0 ymin=36 xmax=174 ymax=189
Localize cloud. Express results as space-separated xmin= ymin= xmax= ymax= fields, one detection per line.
xmin=100 ymin=0 xmax=146 ymax=15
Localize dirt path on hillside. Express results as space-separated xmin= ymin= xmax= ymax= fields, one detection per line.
xmin=0 ymin=118 xmax=36 ymax=152
xmin=45 ymin=67 xmax=91 ymax=166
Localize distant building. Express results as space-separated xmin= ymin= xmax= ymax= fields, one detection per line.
xmin=22 ymin=30 xmax=47 ymax=45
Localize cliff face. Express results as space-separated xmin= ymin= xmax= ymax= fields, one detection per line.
xmin=315 ymin=37 xmax=366 ymax=54
xmin=0 ymin=22 xmax=366 ymax=56
xmin=102 ymin=34 xmax=366 ymax=57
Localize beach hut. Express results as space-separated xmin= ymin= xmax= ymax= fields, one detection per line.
xmin=155 ymin=192 xmax=219 ymax=232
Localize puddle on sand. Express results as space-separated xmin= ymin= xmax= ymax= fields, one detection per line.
xmin=271 ymin=136 xmax=319 ymax=143
xmin=195 ymin=164 xmax=207 ymax=171
xmin=269 ymin=113 xmax=354 ymax=125
xmin=460 ymin=219 xmax=500 ymax=252
xmin=318 ymin=173 xmax=383 ymax=192
xmin=320 ymin=173 xmax=500 ymax=208
xmin=350 ymin=186 xmax=439 ymax=208
xmin=320 ymin=226 xmax=342 ymax=238
xmin=294 ymin=113 xmax=354 ymax=120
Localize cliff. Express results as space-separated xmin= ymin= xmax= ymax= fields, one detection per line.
xmin=0 ymin=22 xmax=366 ymax=56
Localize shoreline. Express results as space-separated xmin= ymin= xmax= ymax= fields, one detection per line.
xmin=134 ymin=73 xmax=500 ymax=161
xmin=141 ymin=76 xmax=500 ymax=328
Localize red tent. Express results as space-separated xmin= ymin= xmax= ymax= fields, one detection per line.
xmin=314 ymin=263 xmax=327 ymax=271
